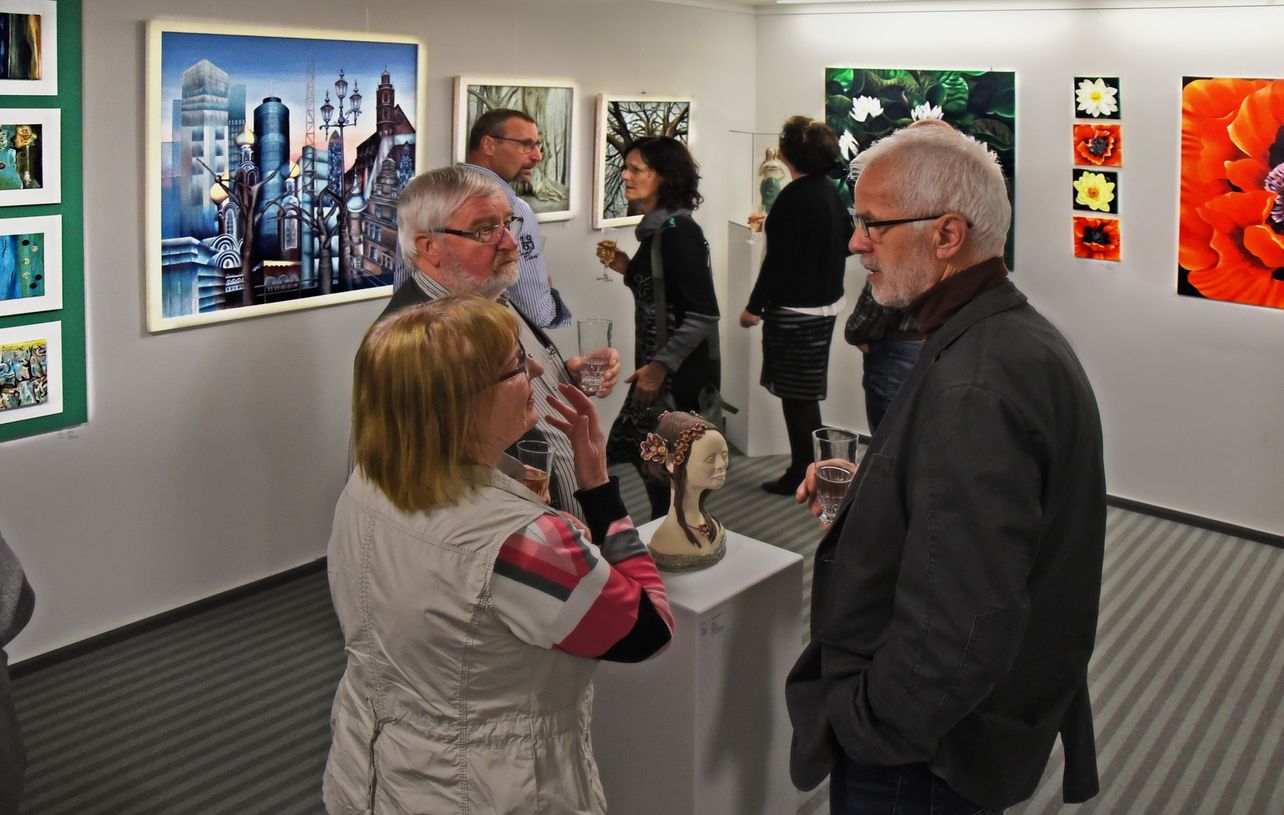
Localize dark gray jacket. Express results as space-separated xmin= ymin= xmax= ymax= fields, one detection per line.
xmin=2 ymin=531 xmax=34 ymax=813
xmin=786 ymin=280 xmax=1106 ymax=810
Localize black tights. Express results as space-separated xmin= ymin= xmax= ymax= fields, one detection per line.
xmin=781 ymin=398 xmax=822 ymax=476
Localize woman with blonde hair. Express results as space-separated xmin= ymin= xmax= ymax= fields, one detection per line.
xmin=324 ymin=295 xmax=672 ymax=815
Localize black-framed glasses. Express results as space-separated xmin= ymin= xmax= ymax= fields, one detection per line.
xmin=490 ymin=135 xmax=543 ymax=153
xmin=435 ymin=215 xmax=525 ymax=245
xmin=496 ymin=345 xmax=531 ymax=383
xmin=855 ymin=214 xmax=946 ymax=238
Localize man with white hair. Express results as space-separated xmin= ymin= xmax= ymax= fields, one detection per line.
xmin=377 ymin=165 xmax=619 ymax=520
xmin=787 ymin=125 xmax=1106 ymax=813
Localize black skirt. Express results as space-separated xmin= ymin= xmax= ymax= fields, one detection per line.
xmin=760 ymin=308 xmax=836 ymax=401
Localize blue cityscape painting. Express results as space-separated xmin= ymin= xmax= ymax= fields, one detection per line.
xmin=147 ymin=22 xmax=424 ymax=331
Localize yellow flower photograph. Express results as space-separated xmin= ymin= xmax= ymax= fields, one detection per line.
xmin=1073 ymin=169 xmax=1117 ymax=213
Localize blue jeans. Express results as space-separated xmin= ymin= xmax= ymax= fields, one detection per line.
xmin=862 ymin=339 xmax=921 ymax=433
xmin=830 ymin=759 xmax=1001 ymax=815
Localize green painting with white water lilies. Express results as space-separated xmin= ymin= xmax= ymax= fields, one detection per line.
xmin=825 ymin=67 xmax=1016 ymax=268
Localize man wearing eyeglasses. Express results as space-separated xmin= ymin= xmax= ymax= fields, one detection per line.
xmin=376 ymin=165 xmax=620 ymax=521
xmin=787 ymin=125 xmax=1106 ymax=813
xmin=459 ymin=108 xmax=571 ymax=329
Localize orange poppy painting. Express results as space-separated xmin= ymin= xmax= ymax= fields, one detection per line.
xmin=1073 ymin=217 xmax=1120 ymax=261
xmin=1179 ymin=76 xmax=1284 ymax=309
xmin=1073 ymin=123 xmax=1121 ymax=167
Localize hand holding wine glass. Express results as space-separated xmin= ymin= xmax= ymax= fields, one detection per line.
xmin=594 ymin=233 xmax=629 ymax=281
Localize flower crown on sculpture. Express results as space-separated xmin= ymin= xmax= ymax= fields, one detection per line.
xmin=640 ymin=412 xmax=709 ymax=468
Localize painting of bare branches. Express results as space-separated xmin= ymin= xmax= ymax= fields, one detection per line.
xmin=593 ymin=94 xmax=692 ymax=228
xmin=453 ymin=77 xmax=576 ymax=223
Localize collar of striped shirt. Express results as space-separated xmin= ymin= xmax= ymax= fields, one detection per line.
xmin=412 ymin=267 xmax=511 ymax=307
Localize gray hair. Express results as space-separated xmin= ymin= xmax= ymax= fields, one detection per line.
xmin=396 ymin=166 xmax=506 ymax=265
xmin=855 ymin=125 xmax=1011 ymax=260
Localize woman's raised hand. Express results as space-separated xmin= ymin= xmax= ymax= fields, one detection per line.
xmin=595 ymin=240 xmax=630 ymax=275
xmin=546 ymin=383 xmax=610 ymax=490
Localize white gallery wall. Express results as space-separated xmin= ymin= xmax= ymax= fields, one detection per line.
xmin=2 ymin=0 xmax=756 ymax=661
xmin=756 ymin=2 xmax=1284 ymax=536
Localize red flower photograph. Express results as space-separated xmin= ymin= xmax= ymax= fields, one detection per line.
xmin=1179 ymin=76 xmax=1284 ymax=310
xmin=1073 ymin=217 xmax=1121 ymax=261
xmin=1073 ymin=123 xmax=1122 ymax=167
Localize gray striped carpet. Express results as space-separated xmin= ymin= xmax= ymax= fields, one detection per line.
xmin=10 ymin=453 xmax=1283 ymax=814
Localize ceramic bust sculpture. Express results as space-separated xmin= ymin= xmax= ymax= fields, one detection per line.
xmin=641 ymin=412 xmax=729 ymax=572
xmin=757 ymin=147 xmax=790 ymax=215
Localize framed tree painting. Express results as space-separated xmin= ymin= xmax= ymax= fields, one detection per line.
xmin=452 ymin=77 xmax=576 ymax=222
xmin=0 ymin=0 xmax=57 ymax=96
xmin=593 ymin=94 xmax=692 ymax=228
xmin=0 ymin=318 xmax=60 ymax=424
xmin=146 ymin=20 xmax=427 ymax=332
xmin=1178 ymin=76 xmax=1284 ymax=310
xmin=0 ymin=214 xmax=60 ymax=316
xmin=825 ymin=67 xmax=1015 ymax=267
xmin=0 ymin=107 xmax=58 ymax=206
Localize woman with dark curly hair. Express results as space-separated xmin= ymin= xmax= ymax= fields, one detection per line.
xmin=594 ymin=137 xmax=721 ymax=518
xmin=740 ymin=116 xmax=852 ymax=495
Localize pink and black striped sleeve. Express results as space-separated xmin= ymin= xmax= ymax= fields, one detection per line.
xmin=490 ymin=478 xmax=674 ymax=662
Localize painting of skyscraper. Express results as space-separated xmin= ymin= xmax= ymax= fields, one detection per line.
xmin=146 ymin=21 xmax=425 ymax=332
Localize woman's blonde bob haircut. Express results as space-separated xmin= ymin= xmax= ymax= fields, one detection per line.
xmin=353 ymin=295 xmax=520 ymax=513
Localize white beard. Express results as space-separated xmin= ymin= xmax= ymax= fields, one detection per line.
xmin=438 ymin=251 xmax=519 ymax=300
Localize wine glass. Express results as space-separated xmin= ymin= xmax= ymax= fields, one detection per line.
xmin=595 ymin=230 xmax=618 ymax=282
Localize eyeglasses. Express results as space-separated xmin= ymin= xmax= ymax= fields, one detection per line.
xmin=496 ymin=345 xmax=531 ymax=383
xmin=490 ymin=135 xmax=543 ymax=153
xmin=854 ymin=214 xmax=946 ymax=238
xmin=434 ymin=215 xmax=525 ymax=245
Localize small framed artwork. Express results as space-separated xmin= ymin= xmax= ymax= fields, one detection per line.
xmin=146 ymin=20 xmax=427 ymax=332
xmin=1073 ymin=123 xmax=1121 ymax=168
xmin=0 ymin=0 xmax=57 ymax=96
xmin=1074 ymin=77 xmax=1119 ymax=119
xmin=0 ymin=108 xmax=59 ymax=207
xmin=1073 ymin=216 xmax=1120 ymax=262
xmin=0 ymin=214 xmax=60 ymax=316
xmin=593 ymin=94 xmax=692 ymax=228
xmin=1073 ymin=168 xmax=1117 ymax=214
xmin=452 ymin=77 xmax=577 ymax=223
xmin=0 ymin=318 xmax=60 ymax=424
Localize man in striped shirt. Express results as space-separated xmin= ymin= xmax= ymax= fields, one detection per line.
xmin=461 ymin=108 xmax=571 ymax=329
xmin=376 ymin=165 xmax=619 ymax=521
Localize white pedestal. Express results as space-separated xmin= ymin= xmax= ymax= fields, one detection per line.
xmin=592 ymin=520 xmax=804 ymax=815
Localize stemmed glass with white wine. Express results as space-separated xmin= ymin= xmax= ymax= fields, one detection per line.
xmin=594 ymin=229 xmax=619 ymax=282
